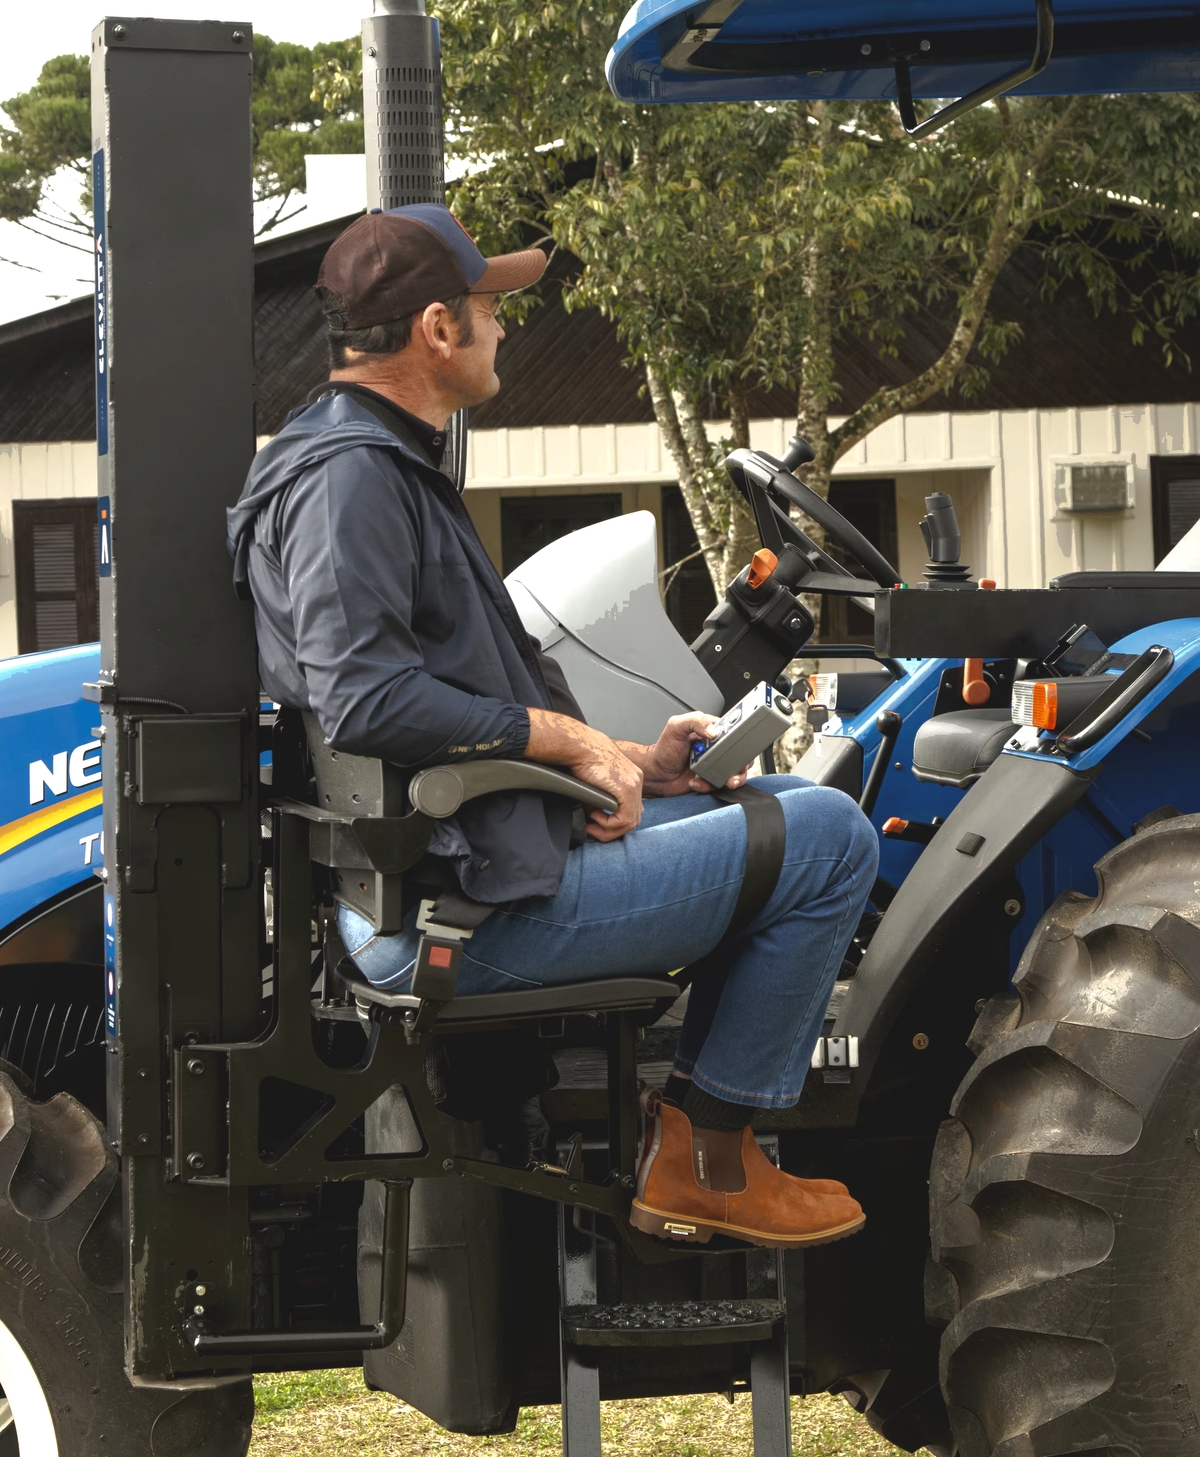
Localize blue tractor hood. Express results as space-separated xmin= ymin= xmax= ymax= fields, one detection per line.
xmin=607 ymin=0 xmax=1200 ymax=106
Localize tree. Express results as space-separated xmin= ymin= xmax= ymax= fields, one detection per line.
xmin=0 ymin=55 xmax=91 ymax=250
xmin=0 ymin=37 xmax=365 ymax=245
xmin=253 ymin=35 xmax=364 ymax=232
xmin=435 ymin=0 xmax=1200 ymax=600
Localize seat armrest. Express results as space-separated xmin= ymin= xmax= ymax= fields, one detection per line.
xmin=408 ymin=760 xmax=618 ymax=819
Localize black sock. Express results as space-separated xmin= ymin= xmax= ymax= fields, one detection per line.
xmin=663 ymin=1073 xmax=692 ymax=1107
xmin=682 ymin=1083 xmax=756 ymax=1132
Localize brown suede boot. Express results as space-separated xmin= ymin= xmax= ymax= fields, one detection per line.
xmin=631 ymin=1091 xmax=865 ymax=1249
xmin=660 ymin=1082 xmax=847 ymax=1195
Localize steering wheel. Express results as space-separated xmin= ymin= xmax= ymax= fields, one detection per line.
xmin=729 ymin=436 xmax=903 ymax=590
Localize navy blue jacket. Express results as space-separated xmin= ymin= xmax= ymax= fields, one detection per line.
xmin=226 ymin=391 xmax=572 ymax=902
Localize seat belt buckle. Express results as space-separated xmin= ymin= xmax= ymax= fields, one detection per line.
xmin=411 ymin=899 xmax=473 ymax=1002
xmin=411 ymin=934 xmax=463 ymax=1002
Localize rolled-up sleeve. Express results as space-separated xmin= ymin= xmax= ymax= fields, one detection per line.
xmin=280 ymin=447 xmax=530 ymax=767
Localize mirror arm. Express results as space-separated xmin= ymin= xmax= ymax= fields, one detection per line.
xmin=896 ymin=0 xmax=1054 ymax=141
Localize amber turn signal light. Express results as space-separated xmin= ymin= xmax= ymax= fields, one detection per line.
xmin=1011 ymin=680 xmax=1058 ymax=729
xmin=747 ymin=548 xmax=778 ymax=589
xmin=1029 ymin=681 xmax=1058 ymax=728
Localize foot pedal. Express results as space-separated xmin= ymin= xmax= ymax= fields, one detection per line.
xmin=810 ymin=1035 xmax=858 ymax=1085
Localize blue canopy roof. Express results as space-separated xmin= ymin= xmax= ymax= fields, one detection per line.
xmin=606 ymin=1 xmax=1200 ymax=106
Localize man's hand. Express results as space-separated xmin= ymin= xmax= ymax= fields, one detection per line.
xmin=525 ymin=709 xmax=643 ymax=841
xmin=620 ymin=712 xmax=753 ymax=798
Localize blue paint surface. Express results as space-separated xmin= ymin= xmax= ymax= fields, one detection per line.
xmin=0 ymin=644 xmax=101 ymax=937
xmin=608 ymin=0 xmax=1200 ymax=104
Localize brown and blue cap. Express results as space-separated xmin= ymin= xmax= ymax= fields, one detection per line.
xmin=317 ymin=203 xmax=547 ymax=329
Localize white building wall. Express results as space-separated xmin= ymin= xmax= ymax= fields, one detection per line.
xmin=465 ymin=402 xmax=1200 ymax=589
xmin=2 ymin=401 xmax=1197 ymax=657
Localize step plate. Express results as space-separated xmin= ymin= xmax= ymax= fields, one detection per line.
xmin=563 ymin=1299 xmax=784 ymax=1348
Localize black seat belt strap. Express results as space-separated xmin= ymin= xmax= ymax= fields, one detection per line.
xmin=713 ymin=784 xmax=787 ymax=942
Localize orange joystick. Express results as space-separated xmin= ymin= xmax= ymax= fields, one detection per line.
xmin=747 ymin=548 xmax=778 ymax=590
xmin=962 ymin=579 xmax=996 ymax=705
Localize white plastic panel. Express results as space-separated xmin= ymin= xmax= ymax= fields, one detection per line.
xmin=505 ymin=512 xmax=722 ymax=725
xmin=1157 ymin=517 xmax=1200 ymax=571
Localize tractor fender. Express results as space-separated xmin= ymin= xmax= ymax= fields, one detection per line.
xmin=835 ymin=752 xmax=1094 ymax=1090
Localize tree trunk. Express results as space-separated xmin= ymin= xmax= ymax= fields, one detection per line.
xmin=645 ymin=360 xmax=758 ymax=596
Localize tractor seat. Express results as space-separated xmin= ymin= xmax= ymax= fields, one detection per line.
xmin=911 ymin=707 xmax=1015 ymax=789
xmin=333 ymin=956 xmax=680 ymax=1028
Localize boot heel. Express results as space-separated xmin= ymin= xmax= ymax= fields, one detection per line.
xmin=630 ymin=1200 xmax=714 ymax=1243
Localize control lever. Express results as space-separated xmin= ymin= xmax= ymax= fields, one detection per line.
xmin=962 ymin=579 xmax=997 ymax=705
xmin=782 ymin=434 xmax=816 ymax=472
xmin=919 ymin=493 xmax=973 ymax=586
xmin=859 ymin=710 xmax=901 ymax=819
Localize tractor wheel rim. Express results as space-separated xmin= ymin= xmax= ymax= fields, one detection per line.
xmin=0 ymin=1313 xmax=58 ymax=1455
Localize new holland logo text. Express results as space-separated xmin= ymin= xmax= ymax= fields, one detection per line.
xmin=29 ymin=743 xmax=102 ymax=805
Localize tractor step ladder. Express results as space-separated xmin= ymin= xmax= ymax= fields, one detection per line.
xmin=557 ymin=1137 xmax=793 ymax=1457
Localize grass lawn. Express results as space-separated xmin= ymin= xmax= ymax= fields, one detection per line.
xmin=249 ymin=1370 xmax=902 ymax=1457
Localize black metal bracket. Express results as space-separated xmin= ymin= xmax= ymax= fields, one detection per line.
xmin=896 ymin=0 xmax=1054 ymax=141
xmin=188 ymin=1178 xmax=412 ymax=1356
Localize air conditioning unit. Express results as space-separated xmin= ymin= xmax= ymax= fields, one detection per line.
xmin=1056 ymin=461 xmax=1132 ymax=513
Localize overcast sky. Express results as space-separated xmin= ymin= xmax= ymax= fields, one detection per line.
xmin=0 ymin=4 xmax=372 ymax=325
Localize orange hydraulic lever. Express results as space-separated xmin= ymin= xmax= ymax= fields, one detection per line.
xmin=747 ymin=549 xmax=778 ymax=589
xmin=962 ymin=578 xmax=997 ymax=706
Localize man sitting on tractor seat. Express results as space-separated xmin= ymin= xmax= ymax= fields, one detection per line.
xmin=227 ymin=205 xmax=877 ymax=1250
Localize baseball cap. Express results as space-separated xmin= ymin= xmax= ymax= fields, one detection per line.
xmin=316 ymin=203 xmax=548 ymax=329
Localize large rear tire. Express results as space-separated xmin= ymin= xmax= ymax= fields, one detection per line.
xmin=929 ymin=813 xmax=1200 ymax=1457
xmin=0 ymin=1072 xmax=253 ymax=1455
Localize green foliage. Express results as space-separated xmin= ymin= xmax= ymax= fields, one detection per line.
xmin=252 ymin=34 xmax=364 ymax=216
xmin=0 ymin=54 xmax=90 ymax=226
xmin=435 ymin=0 xmax=1200 ymax=588
xmin=0 ymin=36 xmax=364 ymax=238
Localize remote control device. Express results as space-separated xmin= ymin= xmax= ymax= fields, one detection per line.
xmin=689 ymin=681 xmax=794 ymax=787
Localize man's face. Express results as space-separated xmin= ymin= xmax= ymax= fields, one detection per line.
xmin=446 ymin=293 xmax=505 ymax=406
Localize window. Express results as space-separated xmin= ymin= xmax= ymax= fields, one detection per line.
xmin=13 ymin=499 xmax=99 ymax=655
xmin=1151 ymin=456 xmax=1200 ymax=563
xmin=821 ymin=479 xmax=897 ymax=644
xmin=661 ymin=486 xmax=716 ymax=644
xmin=500 ymin=493 xmax=623 ymax=576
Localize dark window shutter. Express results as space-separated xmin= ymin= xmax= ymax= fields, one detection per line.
xmin=1151 ymin=456 xmax=1200 ymax=563
xmin=499 ymin=493 xmax=623 ymax=577
xmin=13 ymin=499 xmax=100 ymax=655
xmin=821 ymin=478 xmax=897 ymax=645
xmin=661 ymin=486 xmax=717 ymax=644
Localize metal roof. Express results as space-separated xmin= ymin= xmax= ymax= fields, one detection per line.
xmin=2 ymin=219 xmax=1199 ymax=445
xmin=607 ymin=0 xmax=1200 ymax=105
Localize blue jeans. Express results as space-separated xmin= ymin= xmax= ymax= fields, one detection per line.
xmin=338 ymin=776 xmax=878 ymax=1109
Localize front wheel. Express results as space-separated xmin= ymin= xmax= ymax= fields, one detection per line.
xmin=0 ymin=1073 xmax=253 ymax=1455
xmin=928 ymin=813 xmax=1200 ymax=1457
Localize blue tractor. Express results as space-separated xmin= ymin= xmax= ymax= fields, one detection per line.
xmin=2 ymin=4 xmax=1200 ymax=1455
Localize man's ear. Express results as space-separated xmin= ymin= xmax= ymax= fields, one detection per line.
xmin=419 ymin=301 xmax=454 ymax=358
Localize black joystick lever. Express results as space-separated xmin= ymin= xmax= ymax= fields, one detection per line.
xmin=781 ymin=434 xmax=816 ymax=472
xmin=919 ymin=493 xmax=973 ymax=586
xmin=859 ymin=710 xmax=902 ymax=819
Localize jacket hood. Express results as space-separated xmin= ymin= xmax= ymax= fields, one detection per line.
xmin=226 ymin=393 xmax=429 ymax=599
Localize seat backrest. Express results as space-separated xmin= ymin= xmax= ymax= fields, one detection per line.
xmin=303 ymin=713 xmax=409 ymax=817
xmin=300 ymin=713 xmax=431 ymax=933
